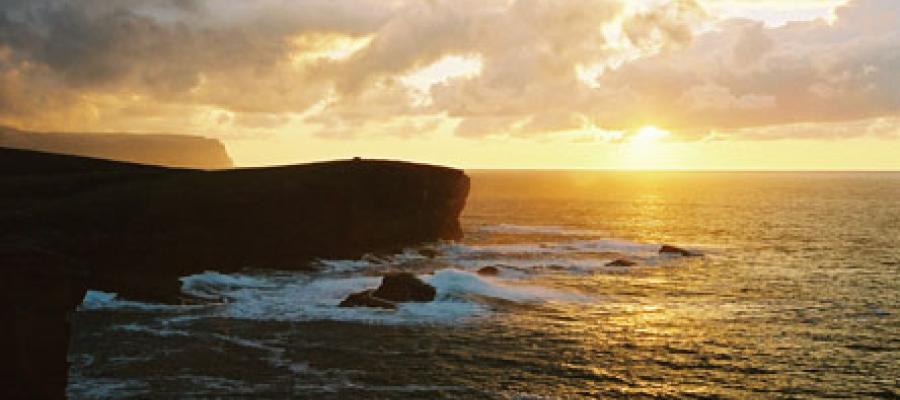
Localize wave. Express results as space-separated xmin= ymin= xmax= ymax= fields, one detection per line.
xmin=78 ymin=266 xmax=589 ymax=325
xmin=66 ymin=377 xmax=149 ymax=400
xmin=79 ymin=290 xmax=192 ymax=311
xmin=77 ymin=232 xmax=700 ymax=325
xmin=180 ymin=271 xmax=275 ymax=299
xmin=425 ymin=269 xmax=589 ymax=303
xmin=111 ymin=324 xmax=191 ymax=338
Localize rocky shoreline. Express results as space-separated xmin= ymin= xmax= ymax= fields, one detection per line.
xmin=0 ymin=147 xmax=470 ymax=399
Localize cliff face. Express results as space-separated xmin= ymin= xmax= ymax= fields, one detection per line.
xmin=0 ymin=126 xmax=233 ymax=169
xmin=0 ymin=148 xmax=469 ymax=398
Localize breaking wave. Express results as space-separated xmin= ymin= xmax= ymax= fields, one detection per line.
xmin=78 ymin=233 xmax=701 ymax=325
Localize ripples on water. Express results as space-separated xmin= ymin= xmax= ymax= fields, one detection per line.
xmin=69 ymin=172 xmax=900 ymax=399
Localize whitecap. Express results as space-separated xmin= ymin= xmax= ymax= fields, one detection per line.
xmin=425 ymin=269 xmax=590 ymax=303
xmin=66 ymin=377 xmax=149 ymax=400
xmin=111 ymin=323 xmax=191 ymax=337
xmin=312 ymin=258 xmax=372 ymax=273
xmin=78 ymin=290 xmax=187 ymax=311
xmin=215 ymin=274 xmax=486 ymax=325
xmin=180 ymin=271 xmax=274 ymax=299
xmin=79 ymin=264 xmax=592 ymax=325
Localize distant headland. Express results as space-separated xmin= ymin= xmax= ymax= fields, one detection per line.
xmin=0 ymin=126 xmax=233 ymax=169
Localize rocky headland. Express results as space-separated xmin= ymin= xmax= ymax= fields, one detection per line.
xmin=0 ymin=147 xmax=469 ymax=398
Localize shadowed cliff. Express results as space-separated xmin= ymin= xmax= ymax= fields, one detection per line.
xmin=0 ymin=148 xmax=469 ymax=398
xmin=0 ymin=126 xmax=233 ymax=169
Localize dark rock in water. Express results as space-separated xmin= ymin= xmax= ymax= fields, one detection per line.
xmin=338 ymin=290 xmax=396 ymax=309
xmin=418 ymin=248 xmax=440 ymax=258
xmin=659 ymin=245 xmax=702 ymax=257
xmin=605 ymin=259 xmax=637 ymax=267
xmin=338 ymin=273 xmax=436 ymax=308
xmin=0 ymin=147 xmax=468 ymax=399
xmin=371 ymin=272 xmax=436 ymax=302
xmin=477 ymin=266 xmax=500 ymax=276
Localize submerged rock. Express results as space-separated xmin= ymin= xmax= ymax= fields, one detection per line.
xmin=659 ymin=245 xmax=702 ymax=257
xmin=372 ymin=272 xmax=436 ymax=302
xmin=477 ymin=266 xmax=500 ymax=276
xmin=338 ymin=290 xmax=396 ymax=309
xmin=605 ymin=259 xmax=637 ymax=267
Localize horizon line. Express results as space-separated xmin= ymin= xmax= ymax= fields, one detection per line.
xmin=461 ymin=168 xmax=900 ymax=173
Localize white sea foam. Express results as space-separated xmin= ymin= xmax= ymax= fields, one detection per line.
xmin=66 ymin=377 xmax=150 ymax=399
xmin=180 ymin=270 xmax=274 ymax=299
xmin=312 ymin=247 xmax=435 ymax=273
xmin=79 ymin=266 xmax=589 ymax=325
xmin=425 ymin=269 xmax=589 ymax=303
xmin=111 ymin=323 xmax=191 ymax=337
xmin=79 ymin=290 xmax=188 ymax=311
xmin=77 ymin=235 xmax=637 ymax=325
xmin=213 ymin=273 xmax=487 ymax=324
xmin=312 ymin=258 xmax=372 ymax=273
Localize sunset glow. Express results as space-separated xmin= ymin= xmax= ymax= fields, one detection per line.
xmin=1 ymin=0 xmax=897 ymax=170
xmin=631 ymin=126 xmax=670 ymax=145
xmin=4 ymin=2 xmax=899 ymax=397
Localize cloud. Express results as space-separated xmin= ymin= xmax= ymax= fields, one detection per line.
xmin=0 ymin=0 xmax=896 ymax=143
xmin=715 ymin=116 xmax=900 ymax=140
xmin=583 ymin=0 xmax=900 ymax=138
xmin=0 ymin=0 xmax=390 ymax=124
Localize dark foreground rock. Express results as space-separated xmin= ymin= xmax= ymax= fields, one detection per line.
xmin=659 ymin=245 xmax=702 ymax=257
xmin=605 ymin=259 xmax=637 ymax=267
xmin=0 ymin=250 xmax=88 ymax=399
xmin=1 ymin=147 xmax=469 ymax=399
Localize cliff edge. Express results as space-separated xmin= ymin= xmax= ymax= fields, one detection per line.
xmin=0 ymin=148 xmax=469 ymax=398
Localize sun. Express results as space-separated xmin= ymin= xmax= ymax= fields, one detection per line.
xmin=617 ymin=125 xmax=677 ymax=170
xmin=631 ymin=125 xmax=670 ymax=144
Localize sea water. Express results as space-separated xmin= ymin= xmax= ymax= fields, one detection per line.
xmin=68 ymin=171 xmax=900 ymax=398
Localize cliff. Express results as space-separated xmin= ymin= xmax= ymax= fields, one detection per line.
xmin=0 ymin=148 xmax=469 ymax=398
xmin=0 ymin=126 xmax=233 ymax=169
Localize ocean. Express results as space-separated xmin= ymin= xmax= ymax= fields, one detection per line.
xmin=68 ymin=171 xmax=900 ymax=399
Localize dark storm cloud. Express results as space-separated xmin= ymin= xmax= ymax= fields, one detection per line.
xmin=0 ymin=0 xmax=390 ymax=119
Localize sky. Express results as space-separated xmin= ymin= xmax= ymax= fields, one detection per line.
xmin=0 ymin=0 xmax=898 ymax=170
